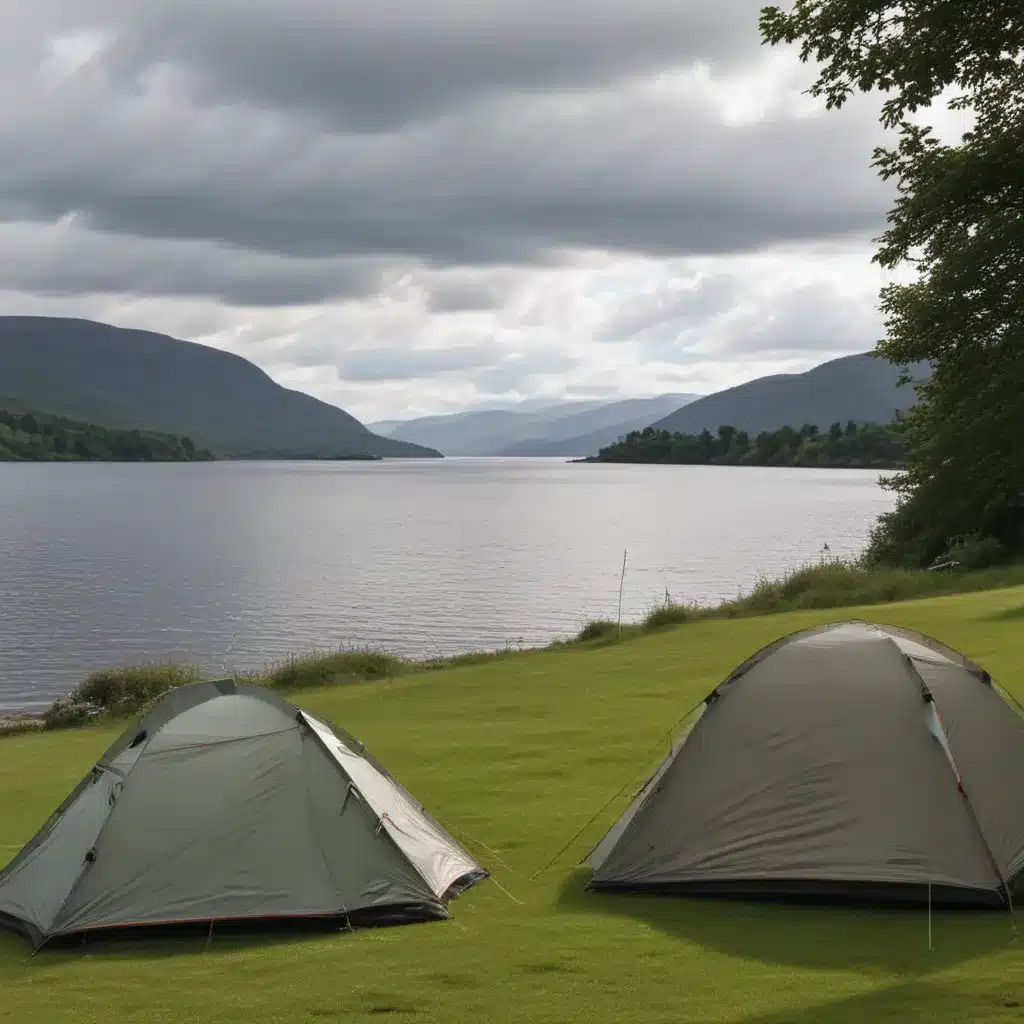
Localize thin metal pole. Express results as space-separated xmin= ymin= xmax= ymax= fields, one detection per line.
xmin=617 ymin=549 xmax=627 ymax=637
xmin=928 ymin=884 xmax=933 ymax=951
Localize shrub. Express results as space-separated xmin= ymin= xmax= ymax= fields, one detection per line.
xmin=260 ymin=648 xmax=406 ymax=690
xmin=43 ymin=694 xmax=103 ymax=730
xmin=642 ymin=595 xmax=692 ymax=631
xmin=0 ymin=715 xmax=45 ymax=737
xmin=575 ymin=620 xmax=619 ymax=643
xmin=722 ymin=557 xmax=909 ymax=615
xmin=944 ymin=534 xmax=1009 ymax=571
xmin=72 ymin=663 xmax=201 ymax=717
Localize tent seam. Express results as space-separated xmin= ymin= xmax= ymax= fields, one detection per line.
xmin=901 ymin=649 xmax=1012 ymax=905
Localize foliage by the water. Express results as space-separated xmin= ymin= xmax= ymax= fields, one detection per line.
xmin=42 ymin=665 xmax=202 ymax=730
xmin=574 ymin=558 xmax=1024 ymax=645
xmin=0 ymin=408 xmax=213 ymax=462
xmin=761 ymin=2 xmax=1024 ymax=568
xmin=590 ymin=420 xmax=905 ymax=468
xmin=16 ymin=556 xmax=1024 ymax=736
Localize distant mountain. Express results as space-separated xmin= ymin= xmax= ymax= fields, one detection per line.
xmin=497 ymin=395 xmax=702 ymax=456
xmin=367 ymin=419 xmax=405 ymax=437
xmin=651 ymin=353 xmax=926 ymax=438
xmin=379 ymin=400 xmax=610 ymax=456
xmin=382 ymin=394 xmax=698 ymax=456
xmin=0 ymin=317 xmax=440 ymax=458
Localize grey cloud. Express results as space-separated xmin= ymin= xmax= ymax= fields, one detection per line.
xmin=0 ymin=221 xmax=385 ymax=305
xmin=469 ymin=351 xmax=582 ymax=394
xmin=718 ymin=284 xmax=884 ymax=357
xmin=0 ymin=71 xmax=892 ymax=278
xmin=333 ymin=339 xmax=578 ymax=389
xmin=637 ymin=281 xmax=883 ymax=365
xmin=425 ymin=274 xmax=513 ymax=314
xmin=562 ymin=383 xmax=631 ymax=397
xmin=40 ymin=1 xmax=765 ymax=131
xmin=596 ymin=273 xmax=742 ymax=343
xmin=335 ymin=344 xmax=496 ymax=381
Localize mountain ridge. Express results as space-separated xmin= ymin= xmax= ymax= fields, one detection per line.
xmin=650 ymin=352 xmax=926 ymax=438
xmin=0 ymin=317 xmax=440 ymax=458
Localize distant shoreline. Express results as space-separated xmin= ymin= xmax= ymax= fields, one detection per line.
xmin=571 ymin=457 xmax=905 ymax=469
xmin=1 ymin=452 xmax=437 ymax=463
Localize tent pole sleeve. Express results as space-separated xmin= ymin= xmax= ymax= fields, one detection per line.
xmin=907 ymin=655 xmax=1017 ymax=913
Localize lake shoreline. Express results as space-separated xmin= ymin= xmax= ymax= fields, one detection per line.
xmin=2 ymin=460 xmax=897 ymax=715
xmin=5 ymin=558 xmax=1022 ymax=730
xmin=570 ymin=457 xmax=905 ymax=468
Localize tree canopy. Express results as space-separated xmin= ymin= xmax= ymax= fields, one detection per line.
xmin=0 ymin=408 xmax=214 ymax=462
xmin=589 ymin=420 xmax=905 ymax=468
xmin=760 ymin=1 xmax=1024 ymax=566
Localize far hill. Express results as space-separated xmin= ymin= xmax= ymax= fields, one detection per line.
xmin=376 ymin=400 xmax=607 ymax=456
xmin=651 ymin=353 xmax=926 ymax=438
xmin=496 ymin=394 xmax=701 ymax=456
xmin=0 ymin=317 xmax=440 ymax=459
xmin=378 ymin=394 xmax=698 ymax=456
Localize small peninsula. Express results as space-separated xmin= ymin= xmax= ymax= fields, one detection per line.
xmin=579 ymin=421 xmax=906 ymax=469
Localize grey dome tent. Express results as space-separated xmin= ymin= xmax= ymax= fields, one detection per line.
xmin=0 ymin=680 xmax=486 ymax=948
xmin=587 ymin=621 xmax=1024 ymax=907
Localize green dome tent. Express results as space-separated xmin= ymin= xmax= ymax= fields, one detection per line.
xmin=587 ymin=621 xmax=1024 ymax=907
xmin=0 ymin=680 xmax=486 ymax=949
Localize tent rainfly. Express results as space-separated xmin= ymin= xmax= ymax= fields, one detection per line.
xmin=587 ymin=621 xmax=1024 ymax=907
xmin=0 ymin=680 xmax=486 ymax=948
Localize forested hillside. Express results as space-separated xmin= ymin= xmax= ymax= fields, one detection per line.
xmin=0 ymin=409 xmax=213 ymax=462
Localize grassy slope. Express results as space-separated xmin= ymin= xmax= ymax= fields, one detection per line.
xmin=3 ymin=587 xmax=1024 ymax=1023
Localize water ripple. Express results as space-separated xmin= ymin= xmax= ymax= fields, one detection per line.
xmin=0 ymin=459 xmax=894 ymax=711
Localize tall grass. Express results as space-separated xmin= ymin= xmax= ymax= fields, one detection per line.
xmin=574 ymin=557 xmax=1024 ymax=640
xmin=24 ymin=645 xmax=532 ymax=734
xmin=246 ymin=649 xmax=407 ymax=690
xmin=642 ymin=592 xmax=694 ymax=630
xmin=42 ymin=664 xmax=202 ymax=729
xmin=0 ymin=717 xmax=44 ymax=737
xmin=720 ymin=556 xmax=1024 ymax=617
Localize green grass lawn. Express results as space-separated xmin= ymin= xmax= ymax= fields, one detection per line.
xmin=3 ymin=586 xmax=1024 ymax=1023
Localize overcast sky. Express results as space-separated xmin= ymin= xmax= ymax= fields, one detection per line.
xmin=0 ymin=1 xmax=967 ymax=421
